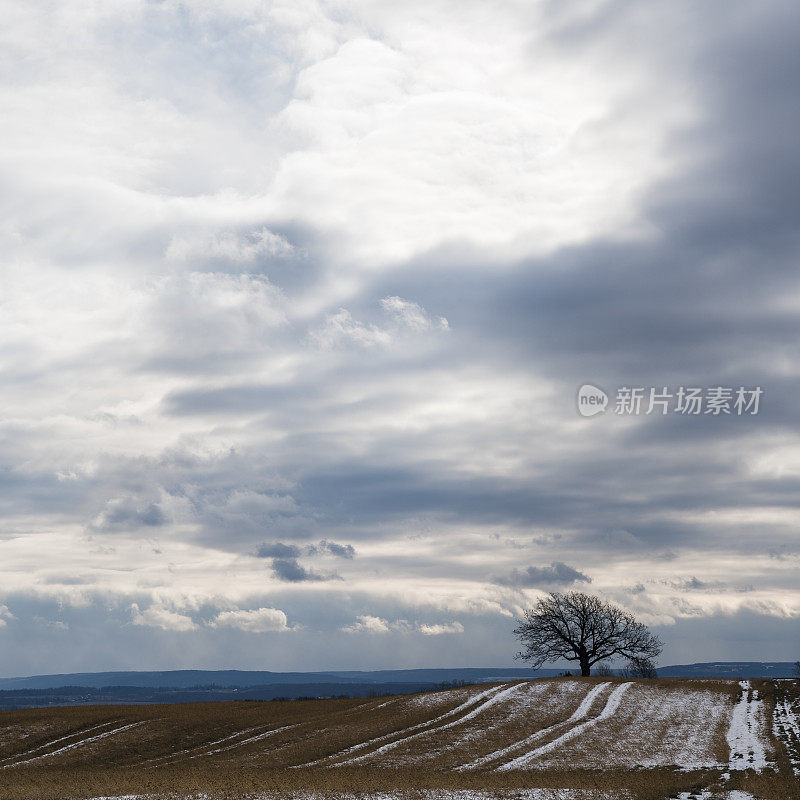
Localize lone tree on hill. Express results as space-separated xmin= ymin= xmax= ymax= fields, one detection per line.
xmin=513 ymin=591 xmax=663 ymax=677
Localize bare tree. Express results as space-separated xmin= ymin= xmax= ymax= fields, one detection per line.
xmin=513 ymin=591 xmax=663 ymax=677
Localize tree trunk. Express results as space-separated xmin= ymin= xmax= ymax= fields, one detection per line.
xmin=579 ymin=654 xmax=590 ymax=676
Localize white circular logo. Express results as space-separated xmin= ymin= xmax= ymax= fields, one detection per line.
xmin=577 ymin=384 xmax=608 ymax=417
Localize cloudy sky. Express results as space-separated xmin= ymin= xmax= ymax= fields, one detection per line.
xmin=1 ymin=0 xmax=799 ymax=676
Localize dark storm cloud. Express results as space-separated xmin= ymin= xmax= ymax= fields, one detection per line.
xmin=318 ymin=540 xmax=356 ymax=559
xmin=90 ymin=497 xmax=169 ymax=532
xmin=256 ymin=542 xmax=302 ymax=559
xmin=256 ymin=540 xmax=356 ymax=559
xmin=270 ymin=558 xmax=328 ymax=583
xmin=493 ymin=562 xmax=591 ymax=588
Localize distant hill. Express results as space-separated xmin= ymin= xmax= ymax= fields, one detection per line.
xmin=0 ymin=667 xmax=550 ymax=692
xmin=0 ymin=663 xmax=795 ymax=709
xmin=657 ymin=662 xmax=798 ymax=678
xmin=0 ymin=682 xmax=493 ymax=710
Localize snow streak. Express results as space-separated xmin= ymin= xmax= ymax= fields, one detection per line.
xmin=294 ymin=684 xmax=511 ymax=768
xmin=497 ymin=683 xmax=633 ymax=771
xmin=337 ymin=684 xmax=526 ymax=766
xmin=458 ymin=682 xmax=610 ymax=770
xmin=4 ymin=722 xmax=145 ymax=768
xmin=771 ymin=691 xmax=800 ymax=775
xmin=0 ymin=721 xmax=119 ymax=766
xmin=726 ymin=681 xmax=768 ymax=771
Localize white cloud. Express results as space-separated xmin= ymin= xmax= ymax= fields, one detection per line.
xmin=129 ymin=603 xmax=198 ymax=632
xmin=148 ymin=271 xmax=288 ymax=358
xmin=379 ymin=296 xmax=449 ymax=332
xmin=265 ymin=1 xmax=687 ymax=265
xmin=417 ymin=621 xmax=464 ymax=636
xmin=341 ymin=614 xmax=392 ymax=634
xmin=341 ymin=616 xmax=463 ymax=635
xmin=310 ymin=309 xmax=393 ymax=349
xmin=310 ymin=296 xmax=448 ymax=349
xmin=209 ymin=607 xmax=291 ymax=633
xmin=0 ymin=605 xmax=14 ymax=627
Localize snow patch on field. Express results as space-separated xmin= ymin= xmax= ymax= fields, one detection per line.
xmin=449 ymin=681 xmax=592 ymax=763
xmin=772 ymin=693 xmax=800 ymax=774
xmin=635 ymin=688 xmax=727 ymax=770
xmin=498 ymin=683 xmax=632 ymax=770
xmin=4 ymin=722 xmax=145 ymax=768
xmin=671 ymin=793 xmax=758 ymax=800
xmin=296 ymin=683 xmax=510 ymax=767
xmin=460 ymin=682 xmax=610 ymax=770
xmin=537 ymin=683 xmax=732 ymax=771
xmin=337 ymin=684 xmax=526 ymax=766
xmin=405 ymin=687 xmax=475 ymax=709
xmin=197 ymin=724 xmax=297 ymax=757
xmin=154 ymin=723 xmax=299 ymax=767
xmin=141 ymin=725 xmax=267 ymax=766
xmin=726 ymin=680 xmax=770 ymax=771
xmin=0 ymin=721 xmax=118 ymax=766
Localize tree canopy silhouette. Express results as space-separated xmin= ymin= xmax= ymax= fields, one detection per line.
xmin=513 ymin=591 xmax=662 ymax=677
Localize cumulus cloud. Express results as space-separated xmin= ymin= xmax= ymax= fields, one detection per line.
xmin=130 ymin=602 xmax=292 ymax=634
xmin=129 ymin=603 xmax=197 ymax=632
xmin=209 ymin=607 xmax=291 ymax=633
xmin=341 ymin=615 xmax=393 ymax=634
xmin=493 ymin=562 xmax=592 ymax=588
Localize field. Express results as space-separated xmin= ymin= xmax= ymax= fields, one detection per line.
xmin=0 ymin=677 xmax=798 ymax=800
